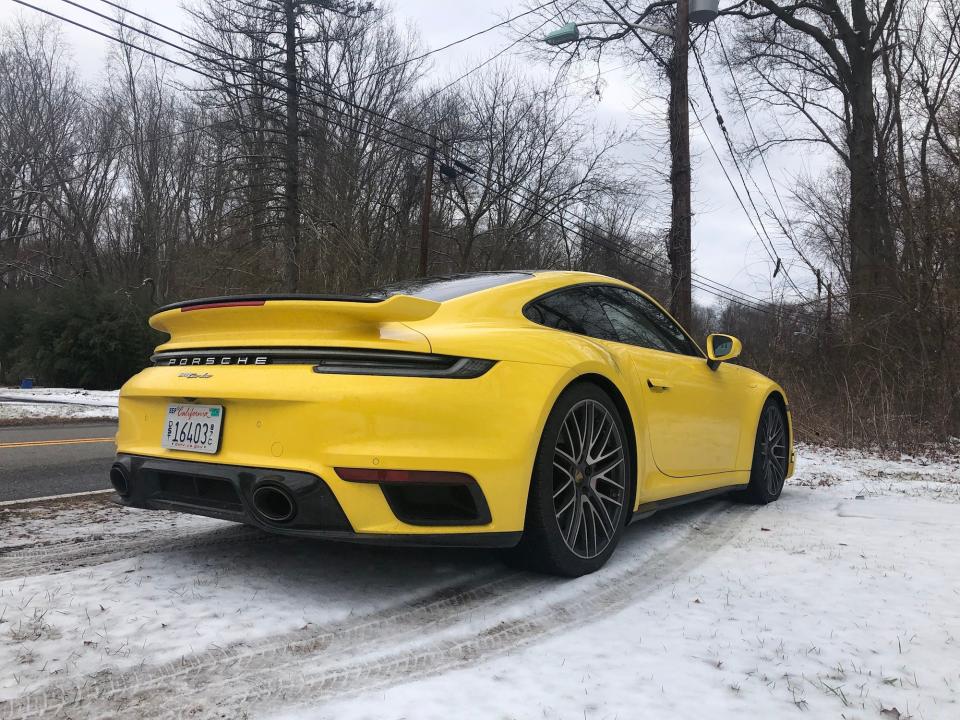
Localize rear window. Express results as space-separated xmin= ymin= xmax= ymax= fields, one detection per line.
xmin=365 ymin=272 xmax=532 ymax=302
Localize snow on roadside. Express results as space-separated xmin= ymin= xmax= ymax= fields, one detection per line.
xmin=0 ymin=388 xmax=119 ymax=407
xmin=0 ymin=445 xmax=957 ymax=717
xmin=0 ymin=402 xmax=118 ymax=422
xmin=0 ymin=387 xmax=118 ymax=422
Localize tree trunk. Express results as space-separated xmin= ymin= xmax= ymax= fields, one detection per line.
xmin=667 ymin=0 xmax=692 ymax=329
xmin=846 ymin=53 xmax=898 ymax=327
xmin=282 ymin=0 xmax=301 ymax=291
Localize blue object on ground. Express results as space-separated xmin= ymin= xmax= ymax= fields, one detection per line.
xmin=20 ymin=378 xmax=35 ymax=389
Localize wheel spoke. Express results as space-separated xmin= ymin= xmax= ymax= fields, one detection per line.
xmin=570 ymin=409 xmax=587 ymax=462
xmin=770 ymin=453 xmax=787 ymax=475
xmin=555 ymin=445 xmax=577 ymax=467
xmin=586 ymin=500 xmax=598 ymax=556
xmin=562 ymin=419 xmax=580 ymax=463
xmin=577 ymin=501 xmax=589 ymax=553
xmin=587 ymin=412 xmax=610 ymax=460
xmin=565 ymin=498 xmax=582 ymax=546
xmin=593 ymin=455 xmax=624 ymax=480
xmin=553 ymin=475 xmax=574 ymax=499
xmin=553 ymin=460 xmax=576 ymax=480
xmin=590 ymin=443 xmax=622 ymax=465
xmin=590 ymin=409 xmax=608 ymax=446
xmin=588 ymin=492 xmax=615 ymax=539
xmin=595 ymin=487 xmax=623 ymax=507
xmin=585 ymin=404 xmax=596 ymax=459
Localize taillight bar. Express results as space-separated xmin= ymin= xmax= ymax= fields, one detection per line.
xmin=151 ymin=347 xmax=496 ymax=378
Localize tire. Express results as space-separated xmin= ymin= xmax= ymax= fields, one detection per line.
xmin=735 ymin=398 xmax=789 ymax=505
xmin=505 ymin=383 xmax=632 ymax=577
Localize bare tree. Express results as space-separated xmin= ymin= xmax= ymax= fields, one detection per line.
xmin=723 ymin=0 xmax=903 ymax=329
xmin=429 ymin=67 xmax=645 ymax=274
xmin=0 ymin=20 xmax=76 ymax=288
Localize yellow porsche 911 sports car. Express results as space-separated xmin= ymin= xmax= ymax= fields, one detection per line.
xmin=112 ymin=271 xmax=793 ymax=576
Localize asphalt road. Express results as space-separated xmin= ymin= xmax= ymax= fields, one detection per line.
xmin=0 ymin=422 xmax=117 ymax=502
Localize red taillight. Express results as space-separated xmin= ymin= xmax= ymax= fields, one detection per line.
xmin=335 ymin=467 xmax=473 ymax=484
xmin=181 ymin=300 xmax=266 ymax=312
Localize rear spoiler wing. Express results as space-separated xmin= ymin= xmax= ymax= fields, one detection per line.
xmin=149 ymin=294 xmax=441 ymax=350
xmin=155 ymin=294 xmax=382 ymax=313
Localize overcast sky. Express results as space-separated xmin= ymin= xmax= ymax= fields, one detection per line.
xmin=0 ymin=0 xmax=833 ymax=306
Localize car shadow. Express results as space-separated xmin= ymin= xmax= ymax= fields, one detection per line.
xmin=144 ymin=494 xmax=752 ymax=601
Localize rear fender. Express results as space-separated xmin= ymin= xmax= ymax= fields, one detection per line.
xmin=529 ymin=355 xmax=648 ymax=515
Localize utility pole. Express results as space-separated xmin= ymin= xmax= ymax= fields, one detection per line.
xmin=282 ymin=0 xmax=300 ymax=291
xmin=545 ymin=0 xmax=719 ymax=329
xmin=418 ymin=140 xmax=436 ymax=277
xmin=667 ymin=0 xmax=692 ymax=329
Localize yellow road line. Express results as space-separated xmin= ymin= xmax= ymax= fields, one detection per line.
xmin=0 ymin=437 xmax=115 ymax=449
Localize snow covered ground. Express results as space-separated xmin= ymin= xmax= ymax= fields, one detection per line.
xmin=0 ymin=387 xmax=118 ymax=423
xmin=0 ymin=445 xmax=957 ymax=719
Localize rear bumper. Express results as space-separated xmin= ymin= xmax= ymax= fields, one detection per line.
xmin=118 ymin=360 xmax=574 ymax=535
xmin=111 ymin=453 xmax=522 ymax=548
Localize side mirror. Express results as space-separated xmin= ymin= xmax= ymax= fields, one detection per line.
xmin=706 ymin=333 xmax=742 ymax=370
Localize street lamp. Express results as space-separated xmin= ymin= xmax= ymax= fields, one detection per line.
xmin=545 ymin=19 xmax=672 ymax=44
xmin=543 ymin=0 xmax=720 ymax=329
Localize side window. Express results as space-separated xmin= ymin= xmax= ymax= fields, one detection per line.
xmin=524 ymin=286 xmax=618 ymax=342
xmin=596 ymin=286 xmax=700 ymax=356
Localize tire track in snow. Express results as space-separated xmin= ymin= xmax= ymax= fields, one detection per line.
xmin=210 ymin=505 xmax=752 ymax=720
xmin=2 ymin=568 xmax=527 ymax=719
xmin=0 ymin=501 xmax=753 ymax=719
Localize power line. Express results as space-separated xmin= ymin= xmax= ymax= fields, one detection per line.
xmin=331 ymin=1 xmax=560 ymax=92
xmin=10 ymin=0 xmax=224 ymax=84
xmin=714 ymin=31 xmax=822 ymax=281
xmin=56 ymin=0 xmax=627 ymax=165
xmin=71 ymin=0 xmax=770 ymax=307
xmin=13 ymin=0 xmax=787 ymax=314
xmin=690 ymin=41 xmax=808 ymax=300
xmin=77 ymin=0 xmax=771 ymax=308
xmin=420 ymin=2 xmax=576 ymax=106
xmin=93 ymin=0 xmax=560 ymax=92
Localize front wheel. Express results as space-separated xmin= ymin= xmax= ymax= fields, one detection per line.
xmin=506 ymin=383 xmax=631 ymax=577
xmin=736 ymin=399 xmax=788 ymax=505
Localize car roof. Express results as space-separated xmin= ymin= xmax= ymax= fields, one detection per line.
xmin=364 ymin=271 xmax=534 ymax=302
xmin=366 ymin=270 xmax=634 ymax=303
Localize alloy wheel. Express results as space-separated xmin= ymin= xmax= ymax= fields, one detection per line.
xmin=551 ymin=399 xmax=627 ymax=559
xmin=760 ymin=405 xmax=788 ymax=496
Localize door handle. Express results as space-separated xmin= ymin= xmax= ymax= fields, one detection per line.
xmin=647 ymin=377 xmax=671 ymax=391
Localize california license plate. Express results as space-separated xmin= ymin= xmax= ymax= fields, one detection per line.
xmin=162 ymin=404 xmax=223 ymax=454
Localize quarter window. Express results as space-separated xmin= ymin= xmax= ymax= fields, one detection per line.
xmin=524 ymin=286 xmax=618 ymax=342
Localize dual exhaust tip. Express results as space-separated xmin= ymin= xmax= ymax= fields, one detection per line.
xmin=251 ymin=485 xmax=296 ymax=523
xmin=110 ymin=464 xmax=130 ymax=496
xmin=109 ymin=464 xmax=296 ymax=524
